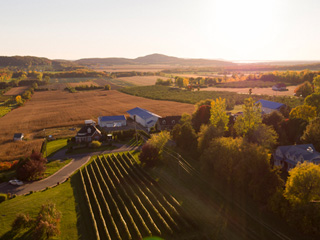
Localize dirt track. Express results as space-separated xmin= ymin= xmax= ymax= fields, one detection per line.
xmin=202 ymin=86 xmax=296 ymax=96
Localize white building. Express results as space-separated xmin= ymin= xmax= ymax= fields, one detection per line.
xmin=127 ymin=107 xmax=161 ymax=130
xmin=98 ymin=115 xmax=127 ymax=128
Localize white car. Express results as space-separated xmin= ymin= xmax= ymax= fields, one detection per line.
xmin=9 ymin=179 xmax=24 ymax=186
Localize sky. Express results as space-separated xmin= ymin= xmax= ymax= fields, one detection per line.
xmin=1 ymin=0 xmax=320 ymax=61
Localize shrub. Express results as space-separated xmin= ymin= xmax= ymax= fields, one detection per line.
xmin=0 ymin=193 xmax=7 ymax=203
xmin=89 ymin=141 xmax=101 ymax=148
xmin=12 ymin=213 xmax=32 ymax=230
xmin=139 ymin=143 xmax=159 ymax=168
xmin=16 ymin=151 xmax=47 ymax=181
xmin=104 ymin=84 xmax=111 ymax=90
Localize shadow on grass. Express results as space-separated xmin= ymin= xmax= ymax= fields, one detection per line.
xmin=0 ymin=227 xmax=35 ymax=240
xmin=70 ymin=171 xmax=95 ymax=240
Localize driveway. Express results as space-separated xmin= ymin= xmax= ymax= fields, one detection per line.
xmin=0 ymin=144 xmax=141 ymax=195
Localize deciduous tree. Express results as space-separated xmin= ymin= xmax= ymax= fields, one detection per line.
xmin=289 ymin=105 xmax=317 ymax=122
xmin=294 ymin=81 xmax=313 ymax=98
xmin=284 ymin=162 xmax=320 ymax=204
xmin=301 ymin=118 xmax=320 ymax=151
xmin=210 ymin=97 xmax=229 ymax=131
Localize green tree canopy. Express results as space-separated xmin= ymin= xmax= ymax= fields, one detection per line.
xmin=197 ymin=124 xmax=224 ymax=152
xmin=284 ymin=162 xmax=320 ymax=204
xmin=289 ymin=105 xmax=317 ymax=122
xmin=313 ymin=75 xmax=320 ymax=93
xmin=304 ymin=92 xmax=320 ymax=116
xmin=234 ymin=98 xmax=262 ymax=136
xmin=301 ymin=118 xmax=320 ymax=152
xmin=210 ymin=97 xmax=229 ymax=131
xmin=294 ymin=81 xmax=313 ymax=98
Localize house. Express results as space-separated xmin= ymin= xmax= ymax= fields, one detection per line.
xmin=156 ymin=116 xmax=181 ymax=131
xmin=13 ymin=133 xmax=24 ymax=141
xmin=256 ymin=99 xmax=285 ymax=114
xmin=98 ymin=115 xmax=126 ymax=128
xmin=272 ymin=83 xmax=287 ymax=91
xmin=127 ymin=107 xmax=161 ymax=130
xmin=75 ymin=125 xmax=102 ymax=143
xmin=274 ymin=144 xmax=320 ymax=171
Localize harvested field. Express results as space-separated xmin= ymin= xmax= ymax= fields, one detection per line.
xmin=116 ymin=76 xmax=169 ymax=86
xmin=67 ymin=81 xmax=99 ymax=87
xmin=201 ymin=86 xmax=297 ymax=96
xmin=92 ymin=64 xmax=178 ymax=72
xmin=0 ymin=90 xmax=194 ymax=161
xmin=3 ymin=86 xmax=28 ymax=96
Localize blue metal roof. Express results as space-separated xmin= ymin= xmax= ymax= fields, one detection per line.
xmin=256 ymin=99 xmax=284 ymax=110
xmin=127 ymin=107 xmax=160 ymax=119
xmin=99 ymin=115 xmax=126 ymax=122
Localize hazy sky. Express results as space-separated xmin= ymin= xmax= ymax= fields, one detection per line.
xmin=1 ymin=0 xmax=320 ymax=60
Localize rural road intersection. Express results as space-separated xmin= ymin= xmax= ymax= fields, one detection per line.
xmin=0 ymin=144 xmax=140 ymax=195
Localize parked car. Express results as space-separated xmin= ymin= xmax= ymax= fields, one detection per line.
xmin=9 ymin=179 xmax=23 ymax=186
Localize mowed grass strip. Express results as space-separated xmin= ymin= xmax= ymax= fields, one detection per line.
xmin=0 ymin=90 xmax=194 ymax=162
xmin=0 ymin=181 xmax=78 ymax=240
xmin=46 ymin=138 xmax=69 ymax=157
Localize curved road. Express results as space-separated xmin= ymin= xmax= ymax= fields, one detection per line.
xmin=0 ymin=144 xmax=140 ymax=195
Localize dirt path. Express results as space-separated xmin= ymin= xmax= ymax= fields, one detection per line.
xmin=202 ymin=86 xmax=297 ymax=96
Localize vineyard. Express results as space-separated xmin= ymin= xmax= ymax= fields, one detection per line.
xmin=78 ymin=152 xmax=200 ymax=239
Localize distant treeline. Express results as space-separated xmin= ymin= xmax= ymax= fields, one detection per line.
xmin=0 ymin=79 xmax=46 ymax=89
xmin=107 ymin=71 xmax=163 ymax=78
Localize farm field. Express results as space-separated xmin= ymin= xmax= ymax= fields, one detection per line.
xmin=202 ymin=85 xmax=297 ymax=96
xmin=0 ymin=90 xmax=194 ymax=162
xmin=3 ymin=86 xmax=28 ymax=96
xmin=77 ymin=152 xmax=202 ymax=239
xmin=120 ymin=85 xmax=303 ymax=107
xmin=116 ymin=76 xmax=169 ymax=86
xmin=67 ymin=81 xmax=99 ymax=87
xmin=92 ymin=64 xmax=178 ymax=72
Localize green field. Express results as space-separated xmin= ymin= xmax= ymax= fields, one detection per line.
xmin=43 ymin=159 xmax=72 ymax=178
xmin=46 ymin=138 xmax=69 ymax=158
xmin=216 ymin=80 xmax=289 ymax=88
xmin=0 ymin=181 xmax=78 ymax=240
xmin=120 ymin=85 xmax=303 ymax=108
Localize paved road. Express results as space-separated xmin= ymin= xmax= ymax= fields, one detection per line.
xmin=0 ymin=144 xmax=140 ymax=195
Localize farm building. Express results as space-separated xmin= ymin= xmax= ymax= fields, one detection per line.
xmin=272 ymin=83 xmax=287 ymax=91
xmin=274 ymin=144 xmax=320 ymax=171
xmin=85 ymin=119 xmax=96 ymax=126
xmin=127 ymin=107 xmax=161 ymax=130
xmin=75 ymin=125 xmax=102 ymax=143
xmin=98 ymin=115 xmax=126 ymax=128
xmin=256 ymin=99 xmax=285 ymax=114
xmin=13 ymin=133 xmax=24 ymax=141
xmin=156 ymin=116 xmax=181 ymax=131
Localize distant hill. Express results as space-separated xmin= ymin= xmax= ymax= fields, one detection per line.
xmin=0 ymin=56 xmax=81 ymax=70
xmin=74 ymin=53 xmax=236 ymax=67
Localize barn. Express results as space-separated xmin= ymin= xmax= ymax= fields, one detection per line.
xmin=127 ymin=107 xmax=161 ymax=130
xmin=256 ymin=99 xmax=285 ymax=114
xmin=98 ymin=115 xmax=126 ymax=128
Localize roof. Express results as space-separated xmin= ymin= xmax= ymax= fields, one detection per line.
xmin=273 ymin=83 xmax=286 ymax=88
xmin=13 ymin=133 xmax=23 ymax=138
xmin=76 ymin=125 xmax=101 ymax=137
xmin=256 ymin=99 xmax=285 ymax=110
xmin=158 ymin=116 xmax=181 ymax=126
xmin=276 ymin=144 xmax=320 ymax=162
xmin=99 ymin=115 xmax=126 ymax=122
xmin=127 ymin=107 xmax=161 ymax=119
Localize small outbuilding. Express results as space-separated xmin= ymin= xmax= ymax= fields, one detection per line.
xmin=13 ymin=133 xmax=24 ymax=141
xmin=98 ymin=115 xmax=127 ymax=128
xmin=272 ymin=83 xmax=287 ymax=91
xmin=127 ymin=107 xmax=161 ymax=130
